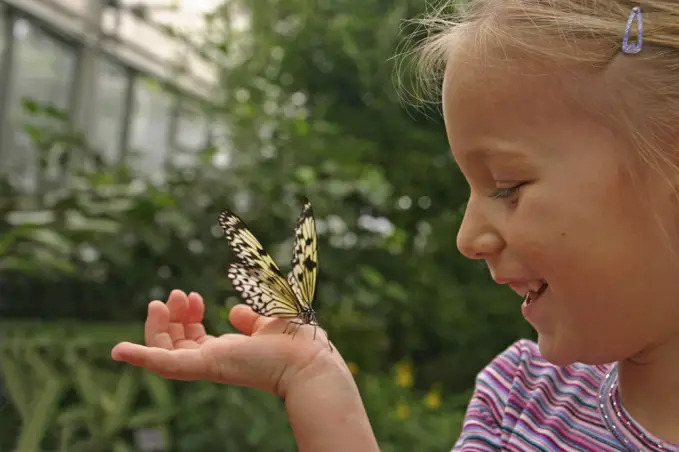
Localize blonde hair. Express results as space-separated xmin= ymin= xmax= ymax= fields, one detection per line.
xmin=398 ymin=0 xmax=679 ymax=187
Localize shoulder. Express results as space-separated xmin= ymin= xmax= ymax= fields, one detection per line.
xmin=453 ymin=339 xmax=611 ymax=451
xmin=466 ymin=339 xmax=548 ymax=426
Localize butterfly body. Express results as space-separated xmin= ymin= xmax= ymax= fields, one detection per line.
xmin=219 ymin=197 xmax=331 ymax=350
xmin=298 ymin=306 xmax=318 ymax=326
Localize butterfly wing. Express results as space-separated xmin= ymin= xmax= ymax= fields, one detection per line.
xmin=219 ymin=209 xmax=302 ymax=316
xmin=228 ymin=263 xmax=300 ymax=318
xmin=218 ymin=208 xmax=282 ymax=275
xmin=287 ymin=197 xmax=318 ymax=309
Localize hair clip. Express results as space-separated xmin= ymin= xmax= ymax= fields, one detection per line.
xmin=622 ymin=6 xmax=643 ymax=54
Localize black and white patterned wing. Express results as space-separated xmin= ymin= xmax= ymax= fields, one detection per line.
xmin=287 ymin=197 xmax=318 ymax=309
xmin=228 ymin=263 xmax=300 ymax=318
xmin=219 ymin=208 xmax=298 ymax=304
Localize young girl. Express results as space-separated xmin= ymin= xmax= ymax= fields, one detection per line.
xmin=111 ymin=1 xmax=679 ymax=450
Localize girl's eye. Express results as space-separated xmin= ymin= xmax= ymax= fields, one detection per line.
xmin=491 ymin=182 xmax=526 ymax=199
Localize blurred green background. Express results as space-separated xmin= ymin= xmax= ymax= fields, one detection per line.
xmin=0 ymin=0 xmax=534 ymax=450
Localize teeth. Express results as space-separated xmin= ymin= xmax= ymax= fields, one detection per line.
xmin=528 ymin=280 xmax=545 ymax=292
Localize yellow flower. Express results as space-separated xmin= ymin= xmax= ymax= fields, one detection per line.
xmin=424 ymin=385 xmax=442 ymax=409
xmin=394 ymin=360 xmax=414 ymax=388
xmin=347 ymin=361 xmax=359 ymax=376
xmin=396 ymin=402 xmax=411 ymax=420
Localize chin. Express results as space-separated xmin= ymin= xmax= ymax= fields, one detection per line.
xmin=537 ymin=334 xmax=621 ymax=366
xmin=536 ymin=335 xmax=581 ymax=367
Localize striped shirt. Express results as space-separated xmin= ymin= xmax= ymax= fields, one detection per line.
xmin=452 ymin=339 xmax=679 ymax=451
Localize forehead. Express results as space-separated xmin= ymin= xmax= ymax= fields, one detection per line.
xmin=441 ymin=46 xmax=621 ymax=160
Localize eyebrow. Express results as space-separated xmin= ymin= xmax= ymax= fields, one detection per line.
xmin=460 ymin=146 xmax=532 ymax=163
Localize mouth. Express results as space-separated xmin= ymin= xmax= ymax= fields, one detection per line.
xmin=523 ymin=280 xmax=548 ymax=305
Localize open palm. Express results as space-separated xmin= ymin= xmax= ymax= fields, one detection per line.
xmin=111 ymin=290 xmax=339 ymax=395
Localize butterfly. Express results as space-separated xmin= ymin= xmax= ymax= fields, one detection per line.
xmin=218 ymin=197 xmax=331 ymax=351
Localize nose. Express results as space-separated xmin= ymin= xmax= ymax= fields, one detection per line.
xmin=456 ymin=196 xmax=504 ymax=260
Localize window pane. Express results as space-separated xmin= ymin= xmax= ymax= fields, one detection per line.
xmin=128 ymin=76 xmax=172 ymax=179
xmin=10 ymin=18 xmax=75 ymax=113
xmin=210 ymin=121 xmax=232 ymax=170
xmin=92 ymin=59 xmax=127 ymax=164
xmin=176 ymin=104 xmax=208 ymax=149
xmin=171 ymin=101 xmax=208 ymax=167
xmin=4 ymin=18 xmax=77 ymax=191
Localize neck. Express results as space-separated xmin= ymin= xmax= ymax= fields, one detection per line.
xmin=617 ymin=339 xmax=679 ymax=444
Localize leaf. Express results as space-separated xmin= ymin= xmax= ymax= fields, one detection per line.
xmin=294 ymin=118 xmax=310 ymax=136
xmin=0 ymin=253 xmax=77 ymax=275
xmin=26 ymin=228 xmax=74 ymax=255
xmin=0 ymin=224 xmax=38 ymax=256
xmin=44 ymin=104 xmax=69 ymax=121
xmin=359 ymin=265 xmax=385 ymax=287
xmin=20 ymin=97 xmax=39 ymax=113
xmin=22 ymin=123 xmax=44 ymax=142
xmin=64 ymin=210 xmax=121 ymax=234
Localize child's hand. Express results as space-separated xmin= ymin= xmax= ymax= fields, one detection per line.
xmin=111 ymin=289 xmax=341 ymax=396
xmin=111 ymin=289 xmax=379 ymax=451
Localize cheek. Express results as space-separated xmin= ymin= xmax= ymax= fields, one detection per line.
xmin=503 ymin=175 xmax=629 ymax=275
xmin=508 ymin=173 xmax=677 ymax=310
xmin=503 ymin=185 xmax=581 ymax=252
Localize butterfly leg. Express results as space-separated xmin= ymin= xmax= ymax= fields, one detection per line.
xmin=322 ymin=328 xmax=333 ymax=352
xmin=310 ymin=324 xmax=333 ymax=352
xmin=283 ymin=319 xmax=305 ymax=336
xmin=281 ymin=320 xmax=333 ymax=352
xmin=290 ymin=321 xmax=306 ymax=340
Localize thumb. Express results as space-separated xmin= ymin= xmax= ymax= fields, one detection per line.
xmin=229 ymin=304 xmax=283 ymax=335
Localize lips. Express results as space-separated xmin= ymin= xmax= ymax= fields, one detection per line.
xmin=506 ymin=279 xmax=547 ymax=295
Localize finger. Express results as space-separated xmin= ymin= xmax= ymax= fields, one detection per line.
xmin=229 ymin=304 xmax=287 ymax=336
xmin=166 ymin=289 xmax=189 ymax=344
xmin=185 ymin=292 xmax=205 ymax=323
xmin=145 ymin=301 xmax=173 ymax=349
xmin=167 ymin=289 xmax=189 ymax=322
xmin=229 ymin=304 xmax=263 ymax=335
xmin=111 ymin=342 xmax=209 ymax=380
xmin=185 ymin=292 xmax=210 ymax=342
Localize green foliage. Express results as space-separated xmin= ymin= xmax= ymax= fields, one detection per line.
xmin=359 ymin=362 xmax=469 ymax=451
xmin=0 ymin=325 xmax=467 ymax=452
xmin=0 ymin=0 xmax=536 ymax=449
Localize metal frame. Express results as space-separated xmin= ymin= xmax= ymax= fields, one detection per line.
xmin=0 ymin=4 xmax=16 ymax=160
xmin=1 ymin=6 xmax=82 ymax=192
xmin=0 ymin=0 xmax=220 ymax=185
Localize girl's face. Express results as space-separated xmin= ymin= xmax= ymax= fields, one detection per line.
xmin=442 ymin=55 xmax=679 ymax=365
